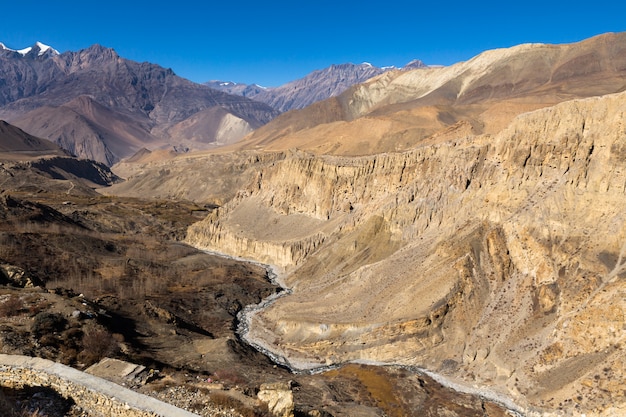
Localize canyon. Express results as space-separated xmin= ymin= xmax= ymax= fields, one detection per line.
xmin=177 ymin=89 xmax=626 ymax=417
xmin=106 ymin=33 xmax=626 ymax=416
xmin=2 ymin=32 xmax=626 ymax=416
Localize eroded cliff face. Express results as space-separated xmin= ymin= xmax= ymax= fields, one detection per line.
xmin=186 ymin=91 xmax=626 ymax=416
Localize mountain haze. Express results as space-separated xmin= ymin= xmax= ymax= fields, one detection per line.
xmin=207 ymin=61 xmax=426 ymax=113
xmin=204 ymin=81 xmax=267 ymax=99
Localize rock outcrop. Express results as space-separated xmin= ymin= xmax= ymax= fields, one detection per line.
xmin=257 ymin=382 xmax=294 ymax=417
xmin=0 ymin=264 xmax=42 ymax=288
xmin=184 ymin=90 xmax=626 ymax=416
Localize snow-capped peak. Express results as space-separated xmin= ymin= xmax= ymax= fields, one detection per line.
xmin=17 ymin=46 xmax=32 ymax=55
xmin=0 ymin=41 xmax=59 ymax=56
xmin=34 ymin=41 xmax=59 ymax=56
xmin=0 ymin=42 xmax=18 ymax=53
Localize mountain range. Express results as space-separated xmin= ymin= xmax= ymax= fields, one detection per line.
xmin=228 ymin=32 xmax=626 ymax=156
xmin=0 ymin=43 xmax=278 ymax=165
xmin=0 ymin=43 xmax=420 ymax=166
xmin=2 ymin=31 xmax=626 ymax=416
xmin=206 ymin=60 xmax=426 ymax=112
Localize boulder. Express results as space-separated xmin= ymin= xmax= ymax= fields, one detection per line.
xmin=257 ymin=381 xmax=294 ymax=417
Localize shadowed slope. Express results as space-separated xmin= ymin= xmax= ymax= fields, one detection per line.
xmin=0 ymin=120 xmax=67 ymax=156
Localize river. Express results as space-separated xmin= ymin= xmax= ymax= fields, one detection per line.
xmin=202 ymin=249 xmax=531 ymax=417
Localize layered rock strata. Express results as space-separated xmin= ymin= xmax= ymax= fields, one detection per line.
xmin=186 ymin=91 xmax=626 ymax=416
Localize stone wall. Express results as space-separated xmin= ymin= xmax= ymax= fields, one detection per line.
xmin=0 ymin=354 xmax=199 ymax=417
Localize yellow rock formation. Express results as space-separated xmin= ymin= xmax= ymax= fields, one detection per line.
xmin=186 ymin=91 xmax=626 ymax=416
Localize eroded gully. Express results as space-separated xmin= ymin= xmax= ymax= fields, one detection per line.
xmin=200 ymin=249 xmax=530 ymax=417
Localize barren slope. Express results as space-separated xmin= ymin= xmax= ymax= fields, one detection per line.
xmin=234 ymin=32 xmax=626 ymax=156
xmin=0 ymin=120 xmax=67 ymax=157
xmin=183 ymin=90 xmax=626 ymax=416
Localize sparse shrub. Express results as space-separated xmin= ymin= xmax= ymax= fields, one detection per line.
xmin=0 ymin=294 xmax=24 ymax=317
xmin=31 ymin=312 xmax=67 ymax=338
xmin=27 ymin=300 xmax=51 ymax=316
xmin=212 ymin=368 xmax=247 ymax=386
xmin=61 ymin=327 xmax=84 ymax=346
xmin=209 ymin=392 xmax=257 ymax=417
xmin=78 ymin=324 xmax=117 ymax=365
xmin=38 ymin=334 xmax=58 ymax=347
xmin=57 ymin=327 xmax=83 ymax=364
xmin=58 ymin=347 xmax=78 ymax=365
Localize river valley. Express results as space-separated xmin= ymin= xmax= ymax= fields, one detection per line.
xmin=209 ymin=248 xmax=528 ymax=417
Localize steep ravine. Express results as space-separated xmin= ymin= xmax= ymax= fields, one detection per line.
xmin=196 ymin=248 xmax=528 ymax=417
xmin=186 ymin=92 xmax=626 ymax=416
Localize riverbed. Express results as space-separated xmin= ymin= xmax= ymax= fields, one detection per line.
xmin=201 ymin=249 xmax=531 ymax=417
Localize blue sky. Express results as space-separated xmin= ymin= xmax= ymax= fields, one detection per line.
xmin=2 ymin=1 xmax=625 ymax=87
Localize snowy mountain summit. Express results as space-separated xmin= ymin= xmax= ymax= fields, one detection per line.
xmin=0 ymin=41 xmax=60 ymax=57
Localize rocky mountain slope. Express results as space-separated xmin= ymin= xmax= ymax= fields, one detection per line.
xmin=0 ymin=120 xmax=67 ymax=156
xmin=0 ymin=120 xmax=120 ymax=192
xmin=234 ymin=32 xmax=626 ymax=156
xmin=207 ymin=61 xmax=426 ymax=113
xmin=188 ymin=87 xmax=626 ymax=417
xmin=0 ymin=43 xmax=278 ymax=165
xmin=105 ymin=32 xmax=626 ymax=416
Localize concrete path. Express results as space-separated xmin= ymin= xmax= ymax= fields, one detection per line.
xmin=0 ymin=354 xmax=200 ymax=417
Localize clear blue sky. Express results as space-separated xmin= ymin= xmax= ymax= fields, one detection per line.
xmin=1 ymin=1 xmax=625 ymax=87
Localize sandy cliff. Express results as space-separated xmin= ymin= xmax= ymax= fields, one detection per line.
xmin=185 ymin=91 xmax=626 ymax=416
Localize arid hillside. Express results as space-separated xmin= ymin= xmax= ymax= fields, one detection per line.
xmin=230 ymin=32 xmax=626 ymax=156
xmin=102 ymin=33 xmax=626 ymax=417
xmin=183 ymin=89 xmax=626 ymax=417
